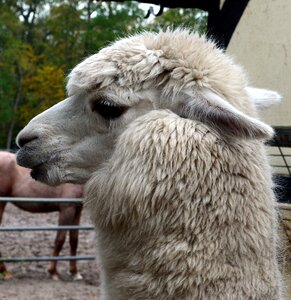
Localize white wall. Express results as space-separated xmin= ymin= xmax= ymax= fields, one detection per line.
xmin=227 ymin=0 xmax=291 ymax=126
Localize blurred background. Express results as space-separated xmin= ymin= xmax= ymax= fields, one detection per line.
xmin=1 ymin=1 xmax=289 ymax=150
xmin=0 ymin=0 xmax=208 ymax=150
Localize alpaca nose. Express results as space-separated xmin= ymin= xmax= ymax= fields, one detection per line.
xmin=16 ymin=132 xmax=39 ymax=148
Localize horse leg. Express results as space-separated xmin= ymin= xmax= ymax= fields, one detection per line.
xmin=48 ymin=209 xmax=69 ymax=280
xmin=69 ymin=206 xmax=83 ymax=280
xmin=48 ymin=229 xmax=67 ymax=280
xmin=0 ymin=201 xmax=12 ymax=280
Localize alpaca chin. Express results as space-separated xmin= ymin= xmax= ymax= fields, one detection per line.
xmin=30 ymin=163 xmax=63 ymax=186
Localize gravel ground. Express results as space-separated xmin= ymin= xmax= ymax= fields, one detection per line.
xmin=0 ymin=203 xmax=100 ymax=299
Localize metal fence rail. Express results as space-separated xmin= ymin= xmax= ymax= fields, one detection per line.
xmin=0 ymin=196 xmax=95 ymax=263
xmin=0 ymin=225 xmax=94 ymax=232
xmin=0 ymin=256 xmax=96 ymax=263
xmin=0 ymin=197 xmax=83 ymax=203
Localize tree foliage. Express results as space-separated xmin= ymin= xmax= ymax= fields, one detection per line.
xmin=0 ymin=0 xmax=207 ymax=149
xmin=148 ymin=8 xmax=207 ymax=32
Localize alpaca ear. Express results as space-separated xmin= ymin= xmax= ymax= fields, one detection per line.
xmin=178 ymin=89 xmax=274 ymax=140
xmin=246 ymin=87 xmax=281 ymax=110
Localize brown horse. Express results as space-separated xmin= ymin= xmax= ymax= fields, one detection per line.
xmin=0 ymin=151 xmax=83 ymax=280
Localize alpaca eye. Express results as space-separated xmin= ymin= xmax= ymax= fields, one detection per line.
xmin=91 ymin=99 xmax=128 ymax=120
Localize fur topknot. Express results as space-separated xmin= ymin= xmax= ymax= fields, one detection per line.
xmin=67 ymin=29 xmax=250 ymax=114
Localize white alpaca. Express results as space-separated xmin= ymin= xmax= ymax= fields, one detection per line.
xmin=16 ymin=29 xmax=282 ymax=299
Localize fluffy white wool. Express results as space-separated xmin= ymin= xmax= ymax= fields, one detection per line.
xmin=86 ymin=110 xmax=282 ymax=299
xmin=67 ymin=29 xmax=253 ymax=114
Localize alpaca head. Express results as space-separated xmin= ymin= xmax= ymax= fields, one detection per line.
xmin=16 ymin=29 xmax=280 ymax=185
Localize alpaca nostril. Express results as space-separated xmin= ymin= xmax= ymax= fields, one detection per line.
xmin=17 ymin=134 xmax=39 ymax=148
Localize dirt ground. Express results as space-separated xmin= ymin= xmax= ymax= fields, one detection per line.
xmin=0 ymin=203 xmax=100 ymax=299
xmin=1 ymin=203 xmax=291 ymax=300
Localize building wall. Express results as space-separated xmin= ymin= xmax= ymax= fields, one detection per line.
xmin=227 ymin=0 xmax=291 ymax=126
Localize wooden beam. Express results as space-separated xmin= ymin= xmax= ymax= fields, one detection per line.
xmin=99 ymin=0 xmax=250 ymax=49
xmin=207 ymin=0 xmax=250 ymax=49
xmin=100 ymin=0 xmax=212 ymax=11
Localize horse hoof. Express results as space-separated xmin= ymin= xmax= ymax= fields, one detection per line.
xmin=72 ymin=272 xmax=83 ymax=280
xmin=51 ymin=273 xmax=60 ymax=281
xmin=2 ymin=271 xmax=13 ymax=280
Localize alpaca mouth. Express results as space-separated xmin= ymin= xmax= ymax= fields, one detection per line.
xmin=17 ymin=154 xmax=50 ymax=183
xmin=17 ymin=148 xmax=60 ymax=170
xmin=17 ymin=148 xmax=62 ymax=185
xmin=17 ymin=148 xmax=47 ymax=169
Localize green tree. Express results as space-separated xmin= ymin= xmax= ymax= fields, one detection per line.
xmin=148 ymin=7 xmax=207 ymax=33
xmin=81 ymin=1 xmax=145 ymax=55
xmin=19 ymin=64 xmax=65 ymax=125
xmin=0 ymin=0 xmax=207 ymax=149
xmin=43 ymin=1 xmax=84 ymax=71
xmin=0 ymin=2 xmax=26 ymax=149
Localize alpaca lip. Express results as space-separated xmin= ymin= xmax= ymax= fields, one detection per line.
xmin=17 ymin=150 xmax=35 ymax=169
xmin=32 ymin=160 xmax=46 ymax=170
xmin=16 ymin=148 xmax=55 ymax=170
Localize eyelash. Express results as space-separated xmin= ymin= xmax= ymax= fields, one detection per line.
xmin=91 ymin=99 xmax=128 ymax=120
